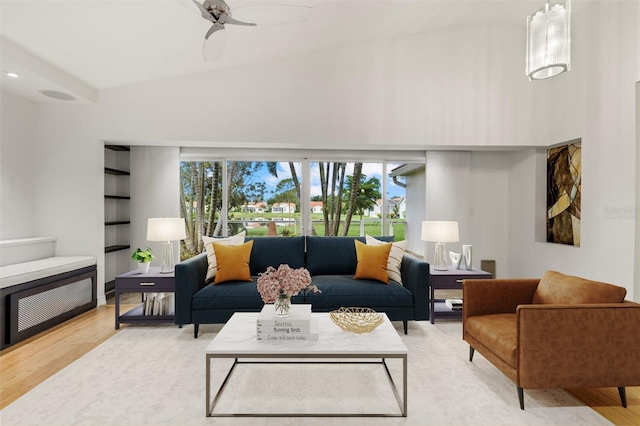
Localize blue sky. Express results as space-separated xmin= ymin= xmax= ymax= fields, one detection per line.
xmin=256 ymin=162 xmax=407 ymax=199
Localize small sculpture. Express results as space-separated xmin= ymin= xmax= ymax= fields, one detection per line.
xmin=462 ymin=245 xmax=473 ymax=270
xmin=449 ymin=251 xmax=462 ymax=269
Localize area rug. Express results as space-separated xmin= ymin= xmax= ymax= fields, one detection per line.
xmin=0 ymin=321 xmax=610 ymax=425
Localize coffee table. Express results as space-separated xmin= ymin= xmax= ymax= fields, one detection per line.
xmin=205 ymin=312 xmax=408 ymax=417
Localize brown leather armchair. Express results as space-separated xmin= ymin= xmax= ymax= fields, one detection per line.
xmin=463 ymin=270 xmax=640 ymax=409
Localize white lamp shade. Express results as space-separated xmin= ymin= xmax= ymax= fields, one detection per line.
xmin=421 ymin=221 xmax=459 ymax=243
xmin=147 ymin=218 xmax=186 ymax=241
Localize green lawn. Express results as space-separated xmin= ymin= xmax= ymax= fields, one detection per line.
xmin=229 ymin=213 xmax=405 ymax=240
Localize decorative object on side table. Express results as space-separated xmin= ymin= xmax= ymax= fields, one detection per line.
xmin=462 ymin=244 xmax=473 ymax=270
xmin=330 ymin=307 xmax=384 ymax=334
xmin=421 ymin=221 xmax=460 ymax=270
xmin=147 ymin=218 xmax=187 ymax=274
xmin=131 ymin=247 xmax=155 ymax=274
xmin=449 ymin=251 xmax=462 ymax=269
xmin=256 ymin=264 xmax=319 ymax=317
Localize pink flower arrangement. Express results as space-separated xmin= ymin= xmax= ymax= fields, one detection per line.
xmin=256 ymin=264 xmax=320 ymax=303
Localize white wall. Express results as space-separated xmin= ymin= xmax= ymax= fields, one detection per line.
xmin=404 ymin=167 xmax=426 ymax=257
xmin=0 ymin=92 xmax=37 ymax=239
xmin=130 ymin=146 xmax=182 ymax=271
xmin=505 ymin=1 xmax=639 ymax=299
xmin=95 ymin=21 xmax=540 ymax=149
xmin=31 ymin=104 xmax=105 ymax=298
xmin=635 ymin=82 xmax=640 ymax=301
xmin=424 ymin=151 xmax=511 ymax=278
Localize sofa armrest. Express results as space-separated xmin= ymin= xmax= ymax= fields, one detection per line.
xmin=400 ymin=254 xmax=430 ymax=320
xmin=174 ymin=252 xmax=208 ymax=325
xmin=517 ymin=302 xmax=640 ymax=389
xmin=464 ymin=279 xmax=539 ymax=319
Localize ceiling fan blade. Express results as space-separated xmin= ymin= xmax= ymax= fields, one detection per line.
xmin=205 ymin=22 xmax=225 ymax=39
xmin=203 ymin=28 xmax=227 ymax=61
xmin=191 ymin=0 xmax=215 ymax=21
xmin=220 ymin=13 xmax=256 ymax=27
xmin=231 ymin=4 xmax=313 ymax=26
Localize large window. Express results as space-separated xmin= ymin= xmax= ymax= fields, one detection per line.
xmin=180 ymin=157 xmax=416 ymax=260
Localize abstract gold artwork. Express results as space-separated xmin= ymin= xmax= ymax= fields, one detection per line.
xmin=547 ymin=141 xmax=581 ymax=246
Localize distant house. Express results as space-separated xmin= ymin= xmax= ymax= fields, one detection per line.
xmin=310 ymin=201 xmax=323 ymax=214
xmin=242 ymin=202 xmax=267 ymax=213
xmin=365 ymin=197 xmax=406 ymax=218
xmin=271 ymin=202 xmax=296 ymax=214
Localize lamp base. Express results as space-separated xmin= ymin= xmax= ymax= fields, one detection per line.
xmin=160 ymin=241 xmax=174 ymax=274
xmin=433 ymin=242 xmax=448 ymax=271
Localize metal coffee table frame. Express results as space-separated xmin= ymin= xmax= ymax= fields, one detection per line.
xmin=205 ymin=313 xmax=408 ymax=417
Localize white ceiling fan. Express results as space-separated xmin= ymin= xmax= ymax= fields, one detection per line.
xmin=184 ymin=0 xmax=313 ymax=61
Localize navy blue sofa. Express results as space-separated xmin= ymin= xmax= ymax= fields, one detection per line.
xmin=175 ymin=236 xmax=430 ymax=336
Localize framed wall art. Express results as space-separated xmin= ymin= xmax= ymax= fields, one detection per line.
xmin=547 ymin=140 xmax=581 ymax=246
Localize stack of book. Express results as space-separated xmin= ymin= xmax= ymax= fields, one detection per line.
xmin=445 ymin=298 xmax=463 ymax=311
xmin=256 ymin=304 xmax=319 ymax=341
xmin=143 ymin=292 xmax=174 ymax=316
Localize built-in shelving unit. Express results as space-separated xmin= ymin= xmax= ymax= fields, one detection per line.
xmin=104 ymin=145 xmax=131 ymax=297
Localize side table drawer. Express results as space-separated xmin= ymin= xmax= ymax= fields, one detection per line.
xmin=116 ymin=277 xmax=174 ymax=291
xmin=431 ymin=271 xmax=491 ymax=289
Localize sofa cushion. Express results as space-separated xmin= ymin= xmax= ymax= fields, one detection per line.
xmin=306 ymin=236 xmax=394 ymax=276
xmin=193 ymin=279 xmax=304 ymax=310
xmin=354 ymin=240 xmax=392 ymax=284
xmin=202 ymin=231 xmax=246 ymax=284
xmin=465 ymin=313 xmax=517 ymax=367
xmin=366 ymin=234 xmax=407 ymax=284
xmin=213 ymin=241 xmax=253 ymax=284
xmin=193 ymin=280 xmax=262 ymax=310
xmin=246 ymin=236 xmax=305 ymax=276
xmin=532 ymin=270 xmax=627 ymax=305
xmin=304 ymin=275 xmax=412 ymax=309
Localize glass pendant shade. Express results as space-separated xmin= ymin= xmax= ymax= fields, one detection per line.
xmin=526 ymin=0 xmax=571 ymax=80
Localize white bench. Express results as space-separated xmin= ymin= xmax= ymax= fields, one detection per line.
xmin=0 ymin=238 xmax=97 ymax=349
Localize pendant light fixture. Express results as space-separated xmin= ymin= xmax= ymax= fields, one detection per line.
xmin=526 ymin=0 xmax=571 ymax=80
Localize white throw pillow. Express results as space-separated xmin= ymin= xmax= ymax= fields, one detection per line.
xmin=202 ymin=231 xmax=246 ymax=284
xmin=365 ymin=234 xmax=407 ymax=285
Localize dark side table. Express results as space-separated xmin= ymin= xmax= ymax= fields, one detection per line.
xmin=429 ymin=266 xmax=491 ymax=323
xmin=114 ymin=268 xmax=175 ymax=329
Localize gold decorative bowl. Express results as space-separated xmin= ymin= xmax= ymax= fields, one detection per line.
xmin=329 ymin=307 xmax=384 ymax=334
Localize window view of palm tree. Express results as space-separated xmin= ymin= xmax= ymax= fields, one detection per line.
xmin=179 ymin=160 xmax=410 ymax=259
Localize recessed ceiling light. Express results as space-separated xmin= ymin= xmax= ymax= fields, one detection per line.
xmin=38 ymin=90 xmax=76 ymax=101
xmin=3 ymin=71 xmax=20 ymax=78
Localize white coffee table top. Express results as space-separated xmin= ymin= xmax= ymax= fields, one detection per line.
xmin=205 ymin=312 xmax=407 ymax=356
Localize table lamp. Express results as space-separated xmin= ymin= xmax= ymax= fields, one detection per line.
xmin=421 ymin=221 xmax=459 ymax=271
xmin=147 ymin=218 xmax=186 ymax=273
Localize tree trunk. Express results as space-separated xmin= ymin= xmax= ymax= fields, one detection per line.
xmin=195 ymin=162 xmax=205 ymax=252
xmin=180 ymin=169 xmax=195 ymax=255
xmin=341 ymin=162 xmax=362 ymax=236
xmin=289 ymin=162 xmax=301 ymax=201
xmin=333 ymin=163 xmax=346 ymax=236
xmin=319 ymin=162 xmax=329 ymax=235
xmin=206 ymin=162 xmax=221 ymax=236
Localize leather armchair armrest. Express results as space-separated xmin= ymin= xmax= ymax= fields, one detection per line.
xmin=517 ymin=302 xmax=640 ymax=389
xmin=463 ymin=279 xmax=539 ymax=319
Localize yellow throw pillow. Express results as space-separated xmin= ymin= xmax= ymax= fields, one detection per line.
xmin=365 ymin=234 xmax=407 ymax=284
xmin=202 ymin=231 xmax=245 ymax=283
xmin=212 ymin=240 xmax=254 ymax=284
xmin=353 ymin=240 xmax=392 ymax=284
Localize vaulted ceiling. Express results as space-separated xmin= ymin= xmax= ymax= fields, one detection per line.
xmin=1 ymin=0 xmax=555 ymax=103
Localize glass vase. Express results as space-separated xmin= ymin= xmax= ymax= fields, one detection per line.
xmin=274 ymin=294 xmax=291 ymax=317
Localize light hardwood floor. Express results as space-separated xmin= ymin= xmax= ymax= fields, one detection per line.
xmin=1 ymin=306 xmax=639 ymax=425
